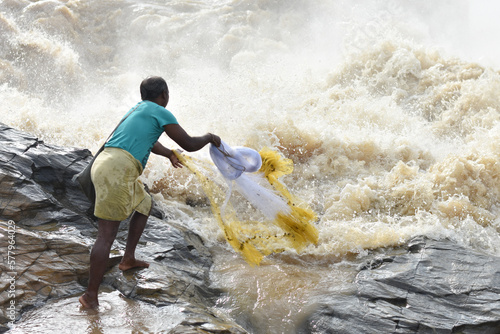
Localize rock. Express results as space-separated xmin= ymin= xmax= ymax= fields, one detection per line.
xmin=0 ymin=123 xmax=94 ymax=231
xmin=171 ymin=317 xmax=248 ymax=334
xmin=106 ymin=217 xmax=247 ymax=333
xmin=0 ymin=217 xmax=247 ymax=333
xmin=0 ymin=124 xmax=246 ymax=333
xmin=298 ymin=236 xmax=500 ymax=334
xmin=109 ymin=218 xmax=215 ymax=305
xmin=0 ymin=221 xmax=90 ymax=331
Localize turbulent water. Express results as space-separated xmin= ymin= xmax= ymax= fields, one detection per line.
xmin=2 ymin=0 xmax=500 ymax=333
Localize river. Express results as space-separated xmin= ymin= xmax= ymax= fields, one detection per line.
xmin=1 ymin=0 xmax=500 ymax=333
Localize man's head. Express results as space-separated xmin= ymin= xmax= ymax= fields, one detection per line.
xmin=140 ymin=76 xmax=169 ymax=106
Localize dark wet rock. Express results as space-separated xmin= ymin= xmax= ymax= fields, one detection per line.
xmin=0 ymin=124 xmax=247 ymax=333
xmin=0 ymin=218 xmax=246 ymax=333
xmin=0 ymin=122 xmax=171 ymax=232
xmin=0 ymin=221 xmax=91 ymax=331
xmin=0 ymin=123 xmax=94 ymax=231
xmin=298 ymin=236 xmax=500 ymax=334
xmin=100 ymin=217 xmax=247 ymax=333
xmin=170 ymin=317 xmax=248 ymax=334
xmin=109 ymin=219 xmax=215 ymax=305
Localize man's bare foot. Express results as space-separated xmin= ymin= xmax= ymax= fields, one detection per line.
xmin=118 ymin=258 xmax=149 ymax=271
xmin=79 ymin=292 xmax=98 ymax=309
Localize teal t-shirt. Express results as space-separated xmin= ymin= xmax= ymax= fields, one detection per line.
xmin=105 ymin=100 xmax=178 ymax=168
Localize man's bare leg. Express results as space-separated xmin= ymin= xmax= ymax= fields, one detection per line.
xmin=80 ymin=219 xmax=120 ymax=309
xmin=118 ymin=211 xmax=150 ymax=271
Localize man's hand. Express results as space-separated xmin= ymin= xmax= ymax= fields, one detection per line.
xmin=152 ymin=141 xmax=183 ymax=168
xmin=209 ymin=133 xmax=222 ymax=147
xmin=168 ymin=151 xmax=183 ymax=168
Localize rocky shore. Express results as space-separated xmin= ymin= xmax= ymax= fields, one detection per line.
xmin=1 ymin=123 xmax=500 ymax=333
xmin=298 ymin=236 xmax=500 ymax=333
xmin=0 ymin=123 xmax=246 ymax=333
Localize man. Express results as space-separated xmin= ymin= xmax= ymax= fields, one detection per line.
xmin=79 ymin=76 xmax=221 ymax=309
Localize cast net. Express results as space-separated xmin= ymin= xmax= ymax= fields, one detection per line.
xmin=174 ymin=146 xmax=318 ymax=266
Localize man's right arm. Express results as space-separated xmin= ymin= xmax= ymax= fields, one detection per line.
xmin=163 ymin=124 xmax=221 ymax=151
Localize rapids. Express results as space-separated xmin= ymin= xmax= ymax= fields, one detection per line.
xmin=1 ymin=0 xmax=500 ymax=332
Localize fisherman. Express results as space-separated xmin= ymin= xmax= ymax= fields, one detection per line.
xmin=79 ymin=76 xmax=221 ymax=309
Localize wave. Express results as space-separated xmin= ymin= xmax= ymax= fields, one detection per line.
xmin=1 ymin=0 xmax=500 ymax=258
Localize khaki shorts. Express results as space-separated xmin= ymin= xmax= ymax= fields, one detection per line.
xmin=91 ymin=147 xmax=152 ymax=221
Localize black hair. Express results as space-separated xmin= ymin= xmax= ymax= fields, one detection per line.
xmin=140 ymin=76 xmax=168 ymax=101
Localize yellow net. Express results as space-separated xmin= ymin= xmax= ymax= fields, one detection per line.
xmin=174 ymin=147 xmax=318 ymax=266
